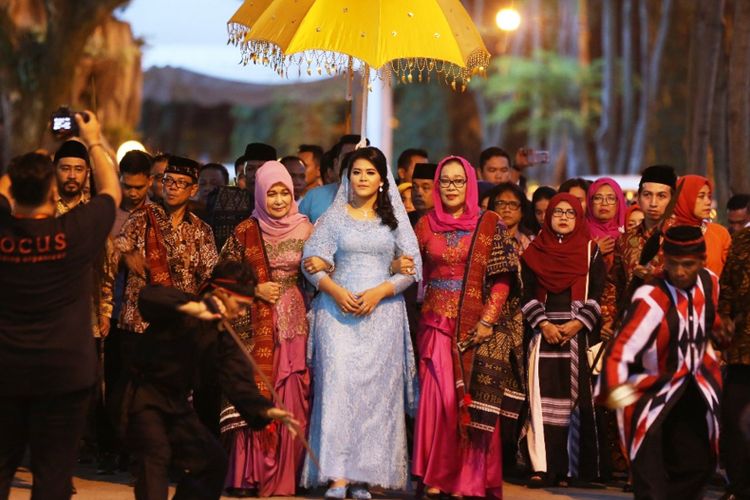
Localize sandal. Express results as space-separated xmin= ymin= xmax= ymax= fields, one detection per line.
xmin=527 ymin=472 xmax=551 ymax=489
xmin=423 ymin=487 xmax=442 ymax=499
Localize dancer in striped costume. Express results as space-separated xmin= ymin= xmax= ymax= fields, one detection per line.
xmin=599 ymin=225 xmax=725 ymax=500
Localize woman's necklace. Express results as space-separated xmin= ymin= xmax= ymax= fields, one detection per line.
xmin=350 ymin=202 xmax=374 ymax=218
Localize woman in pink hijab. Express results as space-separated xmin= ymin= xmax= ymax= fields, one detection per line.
xmin=219 ymin=161 xmax=313 ymax=497
xmin=586 ymin=177 xmax=627 ymax=271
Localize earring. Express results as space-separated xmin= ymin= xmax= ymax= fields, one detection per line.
xmin=379 ymin=185 xmax=383 ymax=192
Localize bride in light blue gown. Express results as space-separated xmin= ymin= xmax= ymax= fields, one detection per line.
xmin=300 ymin=147 xmax=421 ymax=499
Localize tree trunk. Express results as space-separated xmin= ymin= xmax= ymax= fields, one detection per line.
xmin=711 ymin=15 xmax=730 ymax=217
xmin=0 ymin=0 xmax=129 ymax=164
xmin=685 ymin=0 xmax=725 ymax=174
xmin=595 ymin=0 xmax=616 ymax=174
xmin=728 ymin=0 xmax=750 ymax=194
xmin=627 ymin=0 xmax=673 ymax=174
xmin=615 ymin=0 xmax=634 ymax=174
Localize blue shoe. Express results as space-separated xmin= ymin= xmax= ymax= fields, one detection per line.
xmin=324 ymin=486 xmax=348 ymax=499
xmin=350 ymin=485 xmax=372 ymax=499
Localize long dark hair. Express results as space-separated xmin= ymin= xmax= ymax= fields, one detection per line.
xmin=344 ymin=147 xmax=398 ymax=230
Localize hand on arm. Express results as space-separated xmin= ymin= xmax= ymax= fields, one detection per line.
xmin=303 ymin=256 xmax=332 ymax=275
xmin=390 ymin=255 xmax=416 ymax=275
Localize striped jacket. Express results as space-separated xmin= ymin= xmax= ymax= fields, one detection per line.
xmin=599 ymin=268 xmax=722 ymax=460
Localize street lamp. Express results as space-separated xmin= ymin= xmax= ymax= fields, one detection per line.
xmin=495 ymin=7 xmax=521 ymax=32
xmin=116 ymin=140 xmax=147 ymax=163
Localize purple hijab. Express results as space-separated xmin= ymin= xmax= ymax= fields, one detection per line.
xmin=427 ymin=155 xmax=480 ymax=233
xmin=586 ymin=177 xmax=627 ymax=239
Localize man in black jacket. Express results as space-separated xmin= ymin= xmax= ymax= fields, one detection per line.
xmin=121 ymin=261 xmax=297 ymax=500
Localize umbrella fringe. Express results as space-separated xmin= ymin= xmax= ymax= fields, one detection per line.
xmin=228 ymin=31 xmax=489 ymax=89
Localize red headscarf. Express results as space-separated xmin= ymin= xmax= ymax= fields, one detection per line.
xmin=522 ymin=193 xmax=592 ymax=300
xmin=427 ymin=155 xmax=480 ymax=233
xmin=673 ymin=175 xmax=712 ymax=226
xmin=586 ymin=177 xmax=626 ymax=239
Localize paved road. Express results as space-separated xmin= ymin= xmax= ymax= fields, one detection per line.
xmin=6 ymin=465 xmax=629 ymax=499
xmin=10 ymin=465 xmax=724 ymax=499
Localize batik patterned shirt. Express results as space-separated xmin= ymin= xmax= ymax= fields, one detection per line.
xmin=115 ymin=203 xmax=218 ymax=333
xmin=601 ymin=221 xmax=665 ymax=338
xmin=719 ymin=227 xmax=750 ymax=365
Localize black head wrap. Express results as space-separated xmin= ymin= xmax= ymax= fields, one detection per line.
xmin=640 ymin=164 xmax=677 ymax=190
xmin=662 ymin=225 xmax=706 ymax=257
xmin=243 ymin=143 xmax=277 ymax=162
xmin=412 ymin=162 xmax=438 ymax=180
xmin=165 ymin=155 xmax=200 ymax=182
xmin=54 ymin=140 xmax=89 ymax=164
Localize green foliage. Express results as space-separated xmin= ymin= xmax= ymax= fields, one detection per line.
xmin=392 ymin=81 xmax=451 ymax=161
xmin=475 ymin=51 xmax=602 ymax=137
xmin=229 ymin=98 xmax=347 ymax=159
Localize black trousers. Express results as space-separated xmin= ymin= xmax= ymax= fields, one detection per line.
xmin=631 ymin=380 xmax=715 ymax=500
xmin=0 ymin=388 xmax=91 ymax=500
xmin=721 ymin=364 xmax=750 ymax=499
xmin=127 ymin=407 xmax=228 ymax=500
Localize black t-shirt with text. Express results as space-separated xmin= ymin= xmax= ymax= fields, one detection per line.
xmin=0 ymin=194 xmax=115 ymax=395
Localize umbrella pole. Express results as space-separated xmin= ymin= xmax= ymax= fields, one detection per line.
xmin=358 ymin=64 xmax=369 ymax=148
xmin=345 ymin=56 xmax=354 ymax=133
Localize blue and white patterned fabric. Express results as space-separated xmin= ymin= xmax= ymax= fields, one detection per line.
xmin=301 ymin=163 xmax=421 ymax=489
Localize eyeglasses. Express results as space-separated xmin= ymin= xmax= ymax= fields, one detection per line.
xmin=161 ymin=176 xmax=193 ymax=190
xmin=438 ymin=177 xmax=467 ymax=188
xmin=551 ymin=208 xmax=576 ymax=218
xmin=592 ymin=195 xmax=617 ymax=205
xmin=494 ymin=200 xmax=521 ymax=210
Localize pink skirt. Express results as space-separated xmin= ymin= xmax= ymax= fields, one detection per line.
xmin=225 ymin=334 xmax=310 ymax=496
xmin=412 ymin=311 xmax=503 ymax=498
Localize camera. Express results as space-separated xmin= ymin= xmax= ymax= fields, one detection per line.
xmin=49 ymin=106 xmax=89 ymax=137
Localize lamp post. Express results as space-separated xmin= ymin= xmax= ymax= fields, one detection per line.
xmin=491 ymin=7 xmax=521 ymax=53
xmin=496 ymin=7 xmax=521 ymax=32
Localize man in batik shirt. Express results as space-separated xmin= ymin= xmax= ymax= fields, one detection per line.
xmin=600 ymin=165 xmax=677 ymax=339
xmin=115 ymin=155 xmax=218 ymax=336
xmin=718 ymin=224 xmax=750 ymax=500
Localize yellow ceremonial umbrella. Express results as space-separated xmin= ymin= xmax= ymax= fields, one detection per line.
xmin=227 ymin=0 xmax=490 ymax=138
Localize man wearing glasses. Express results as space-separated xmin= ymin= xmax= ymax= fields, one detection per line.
xmin=114 ymin=155 xmax=218 ymax=381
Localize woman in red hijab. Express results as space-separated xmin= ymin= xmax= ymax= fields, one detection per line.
xmin=521 ymin=193 xmax=608 ymax=487
xmin=671 ymin=174 xmax=731 ymax=275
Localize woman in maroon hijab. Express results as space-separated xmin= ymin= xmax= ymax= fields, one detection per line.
xmin=521 ymin=193 xmax=607 ymax=488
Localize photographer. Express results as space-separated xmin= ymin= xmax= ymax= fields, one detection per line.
xmin=0 ymin=111 xmax=121 ymax=498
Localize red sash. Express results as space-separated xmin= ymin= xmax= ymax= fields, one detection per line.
xmin=145 ymin=206 xmax=173 ymax=286
xmin=452 ymin=211 xmax=499 ymax=432
xmin=240 ymin=218 xmax=276 ymax=400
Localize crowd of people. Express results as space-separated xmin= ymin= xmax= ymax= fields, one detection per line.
xmin=1 ymin=110 xmax=750 ymax=500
